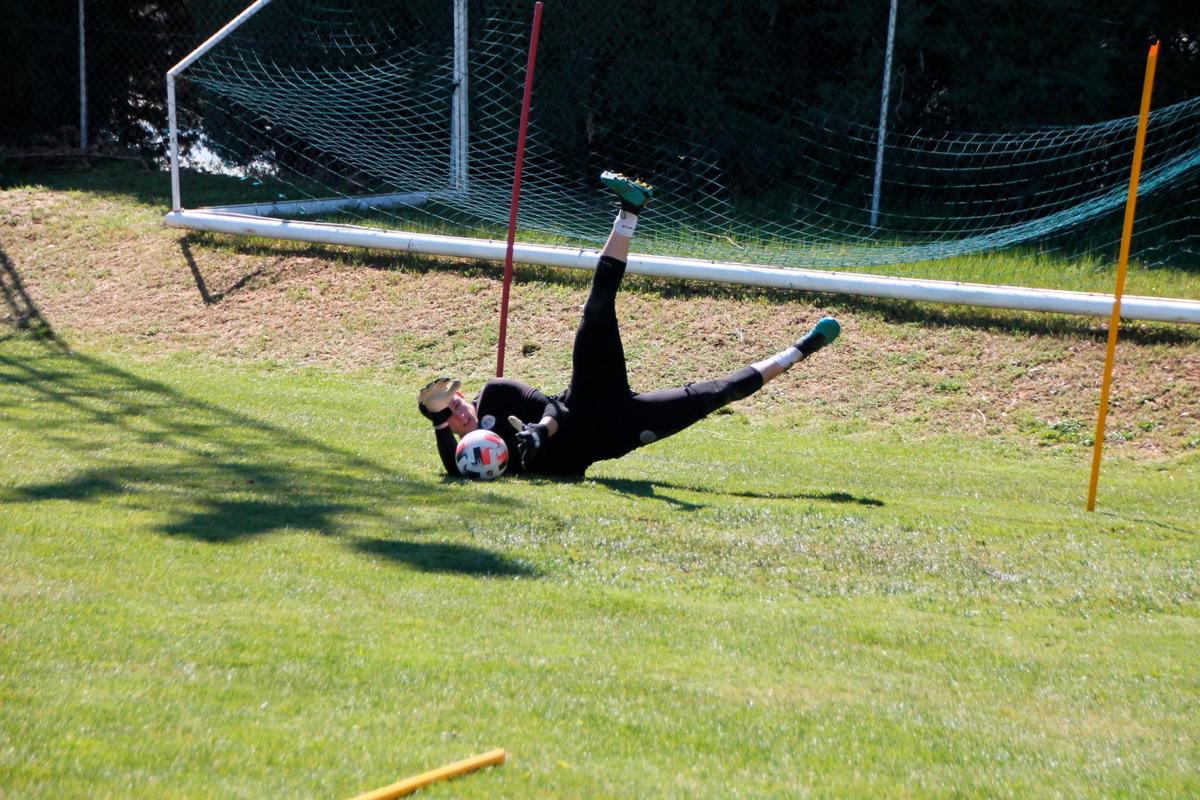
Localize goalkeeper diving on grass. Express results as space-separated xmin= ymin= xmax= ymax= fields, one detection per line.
xmin=419 ymin=172 xmax=841 ymax=478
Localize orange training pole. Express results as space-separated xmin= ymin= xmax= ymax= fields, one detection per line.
xmin=1086 ymin=41 xmax=1159 ymax=512
xmin=346 ymin=748 xmax=507 ymax=800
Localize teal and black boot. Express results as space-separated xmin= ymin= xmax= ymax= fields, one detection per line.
xmin=600 ymin=170 xmax=655 ymax=213
xmin=795 ymin=317 xmax=841 ymax=359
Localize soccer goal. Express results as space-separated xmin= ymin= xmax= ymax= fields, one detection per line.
xmin=164 ymin=0 xmax=1200 ymax=324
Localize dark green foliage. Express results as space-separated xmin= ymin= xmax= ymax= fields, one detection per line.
xmin=2 ymin=0 xmax=1195 ymax=159
xmin=1 ymin=1 xmax=82 ymax=149
xmin=0 ymin=0 xmax=248 ymax=153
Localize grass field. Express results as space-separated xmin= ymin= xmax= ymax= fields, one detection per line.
xmin=2 ymin=162 xmax=1199 ymax=797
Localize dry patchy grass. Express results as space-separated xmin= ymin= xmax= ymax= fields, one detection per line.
xmin=2 ymin=179 xmax=1198 ymax=457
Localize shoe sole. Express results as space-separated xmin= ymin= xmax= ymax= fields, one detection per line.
xmin=601 ymin=171 xmax=654 ymax=206
xmin=797 ymin=317 xmax=841 ymax=356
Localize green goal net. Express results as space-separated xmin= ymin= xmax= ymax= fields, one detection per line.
xmin=172 ymin=0 xmax=1200 ymax=303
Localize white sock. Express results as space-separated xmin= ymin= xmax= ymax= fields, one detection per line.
xmin=770 ymin=346 xmax=803 ymax=370
xmin=612 ymin=209 xmax=638 ymax=238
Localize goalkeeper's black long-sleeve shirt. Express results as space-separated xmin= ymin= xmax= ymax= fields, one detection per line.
xmin=434 ymin=378 xmax=578 ymax=476
xmin=434 ymin=364 xmax=763 ymax=479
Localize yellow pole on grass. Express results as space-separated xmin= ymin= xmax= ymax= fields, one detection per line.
xmin=1087 ymin=41 xmax=1159 ymax=512
xmin=347 ymin=748 xmax=507 ymax=800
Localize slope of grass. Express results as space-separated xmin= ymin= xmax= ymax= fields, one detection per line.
xmin=1 ymin=336 xmax=1197 ymax=798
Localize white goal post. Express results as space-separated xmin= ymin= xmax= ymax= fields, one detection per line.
xmin=163 ymin=1 xmax=1200 ymax=325
xmin=164 ymin=209 xmax=1200 ymax=324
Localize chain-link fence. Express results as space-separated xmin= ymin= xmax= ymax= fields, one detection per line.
xmin=1 ymin=0 xmax=247 ymax=155
xmin=2 ymin=1 xmax=1197 ymax=159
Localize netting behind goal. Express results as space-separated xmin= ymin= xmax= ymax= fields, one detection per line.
xmin=172 ymin=0 xmax=1200 ymax=302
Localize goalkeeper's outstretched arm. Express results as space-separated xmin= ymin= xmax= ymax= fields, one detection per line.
xmin=417 ymin=377 xmax=463 ymax=474
xmin=432 ymin=426 xmax=459 ymax=474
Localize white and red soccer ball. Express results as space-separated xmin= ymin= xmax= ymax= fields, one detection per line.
xmin=455 ymin=429 xmax=509 ymax=480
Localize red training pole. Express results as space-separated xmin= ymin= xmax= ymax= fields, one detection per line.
xmin=496 ymin=1 xmax=544 ymax=377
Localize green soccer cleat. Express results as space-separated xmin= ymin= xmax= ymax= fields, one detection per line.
xmin=795 ymin=317 xmax=841 ymax=359
xmin=601 ymin=170 xmax=655 ymax=213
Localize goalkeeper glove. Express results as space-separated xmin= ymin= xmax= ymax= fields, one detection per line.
xmin=508 ymin=416 xmax=549 ymax=469
xmin=418 ymin=377 xmax=460 ymax=426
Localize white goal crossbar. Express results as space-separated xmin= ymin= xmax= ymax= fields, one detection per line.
xmin=164 ymin=210 xmax=1200 ymax=324
xmin=163 ymin=0 xmax=1200 ymax=325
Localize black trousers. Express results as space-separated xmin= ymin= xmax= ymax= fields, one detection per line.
xmin=562 ymin=256 xmax=762 ymax=463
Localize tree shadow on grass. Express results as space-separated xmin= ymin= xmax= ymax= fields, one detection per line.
xmin=0 ymin=264 xmax=534 ymax=576
xmin=1 ymin=245 xmax=66 ymax=349
xmin=16 ymin=455 xmax=471 ymax=553
xmin=1 ymin=160 xmax=244 ymax=212
xmin=352 ymin=538 xmax=535 ymax=577
xmin=590 ymin=476 xmax=884 ymax=510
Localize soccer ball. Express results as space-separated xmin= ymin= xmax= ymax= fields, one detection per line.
xmin=455 ymin=429 xmax=509 ymax=480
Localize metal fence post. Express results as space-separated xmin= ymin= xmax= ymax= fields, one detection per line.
xmin=78 ymin=0 xmax=87 ymax=151
xmin=870 ymin=0 xmax=899 ymax=229
xmin=451 ymin=0 xmax=470 ymax=195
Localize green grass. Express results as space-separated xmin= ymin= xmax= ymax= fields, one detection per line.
xmin=2 ymin=161 xmax=1198 ymax=796
xmin=2 ymin=334 xmax=1197 ymax=798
